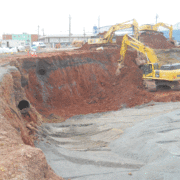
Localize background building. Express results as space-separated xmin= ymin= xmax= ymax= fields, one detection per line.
xmin=2 ymin=33 xmax=38 ymax=45
xmin=39 ymin=34 xmax=94 ymax=47
xmin=2 ymin=34 xmax=12 ymax=40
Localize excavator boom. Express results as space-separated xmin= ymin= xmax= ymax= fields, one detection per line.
xmin=88 ymin=19 xmax=139 ymax=44
xmin=119 ymin=34 xmax=158 ymax=65
xmin=139 ymin=22 xmax=173 ymax=41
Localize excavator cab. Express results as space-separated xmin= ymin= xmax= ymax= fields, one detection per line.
xmin=142 ymin=64 xmax=152 ymax=75
xmin=142 ymin=63 xmax=159 ymax=77
xmin=142 ymin=64 xmax=154 ymax=77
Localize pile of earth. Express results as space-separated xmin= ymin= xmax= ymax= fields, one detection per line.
xmin=139 ymin=31 xmax=175 ymax=49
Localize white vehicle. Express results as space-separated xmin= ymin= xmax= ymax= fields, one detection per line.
xmin=32 ymin=42 xmax=46 ymax=48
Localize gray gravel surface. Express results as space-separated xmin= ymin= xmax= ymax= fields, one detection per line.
xmin=35 ymin=101 xmax=180 ymax=180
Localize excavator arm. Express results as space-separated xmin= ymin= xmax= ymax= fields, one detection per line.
xmin=153 ymin=22 xmax=173 ymax=40
xmin=119 ymin=34 xmax=158 ymax=65
xmin=103 ymin=19 xmax=139 ymax=43
xmin=88 ymin=19 xmax=139 ymax=44
xmin=139 ymin=22 xmax=173 ymax=41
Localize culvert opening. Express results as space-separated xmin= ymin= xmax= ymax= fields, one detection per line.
xmin=38 ymin=69 xmax=46 ymax=75
xmin=18 ymin=100 xmax=30 ymax=110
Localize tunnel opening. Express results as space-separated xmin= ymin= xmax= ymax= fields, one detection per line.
xmin=18 ymin=100 xmax=30 ymax=110
xmin=38 ymin=69 xmax=46 ymax=75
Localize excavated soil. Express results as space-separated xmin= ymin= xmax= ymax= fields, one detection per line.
xmin=139 ymin=31 xmax=175 ymax=49
xmin=16 ymin=50 xmax=149 ymax=120
xmin=14 ymin=48 xmax=180 ymax=121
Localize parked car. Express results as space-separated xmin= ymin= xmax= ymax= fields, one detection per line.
xmin=31 ymin=45 xmax=37 ymax=50
xmin=32 ymin=42 xmax=46 ymax=48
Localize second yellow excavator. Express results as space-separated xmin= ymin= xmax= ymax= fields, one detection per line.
xmin=139 ymin=22 xmax=175 ymax=44
xmin=117 ymin=34 xmax=180 ymax=91
xmin=88 ymin=19 xmax=139 ymax=44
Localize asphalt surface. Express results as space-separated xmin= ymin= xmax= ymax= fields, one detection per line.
xmin=35 ymin=101 xmax=180 ymax=180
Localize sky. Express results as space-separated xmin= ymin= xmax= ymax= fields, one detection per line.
xmin=1 ymin=0 xmax=180 ymax=37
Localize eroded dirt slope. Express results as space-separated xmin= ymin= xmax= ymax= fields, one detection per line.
xmin=0 ymin=65 xmax=63 ymax=179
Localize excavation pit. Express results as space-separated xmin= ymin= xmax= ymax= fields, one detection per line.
xmin=16 ymin=48 xmax=180 ymax=121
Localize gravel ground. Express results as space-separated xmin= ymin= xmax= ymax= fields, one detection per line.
xmin=35 ymin=101 xmax=180 ymax=180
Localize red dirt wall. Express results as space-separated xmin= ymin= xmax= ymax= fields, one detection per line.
xmin=18 ymin=48 xmax=180 ymax=121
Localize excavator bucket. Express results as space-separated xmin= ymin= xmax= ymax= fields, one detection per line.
xmin=116 ymin=60 xmax=124 ymax=75
xmin=135 ymin=52 xmax=147 ymax=67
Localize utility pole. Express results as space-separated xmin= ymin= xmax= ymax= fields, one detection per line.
xmin=38 ymin=25 xmax=39 ymax=41
xmin=83 ymin=27 xmax=85 ymax=37
xmin=42 ymin=28 xmax=44 ymax=36
xmin=69 ymin=15 xmax=71 ymax=44
xmin=156 ymin=14 xmax=159 ymax=24
xmin=98 ymin=16 xmax=100 ymax=33
xmin=83 ymin=27 xmax=86 ymax=42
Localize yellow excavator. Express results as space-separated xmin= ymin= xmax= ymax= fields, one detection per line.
xmin=88 ymin=19 xmax=139 ymax=44
xmin=117 ymin=34 xmax=180 ymax=91
xmin=139 ymin=22 xmax=175 ymax=44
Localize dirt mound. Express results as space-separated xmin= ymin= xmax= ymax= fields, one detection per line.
xmin=98 ymin=31 xmax=107 ymax=36
xmin=116 ymin=32 xmax=175 ymax=49
xmin=139 ymin=31 xmax=175 ymax=49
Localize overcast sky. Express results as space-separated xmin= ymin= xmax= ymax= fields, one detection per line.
xmin=1 ymin=0 xmax=179 ymax=36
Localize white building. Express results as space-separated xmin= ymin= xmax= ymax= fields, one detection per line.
xmin=39 ymin=34 xmax=94 ymax=47
xmin=1 ymin=40 xmax=25 ymax=48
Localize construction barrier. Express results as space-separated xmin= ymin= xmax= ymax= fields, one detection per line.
xmin=30 ymin=51 xmax=37 ymax=57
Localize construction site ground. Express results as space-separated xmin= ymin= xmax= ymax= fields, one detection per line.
xmin=1 ymin=32 xmax=180 ymax=180
xmin=36 ymin=101 xmax=180 ymax=180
